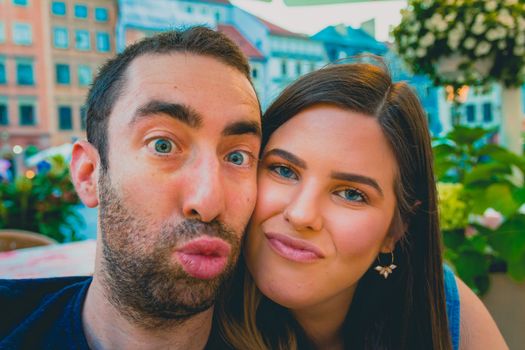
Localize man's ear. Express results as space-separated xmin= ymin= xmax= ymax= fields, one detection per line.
xmin=70 ymin=140 xmax=100 ymax=208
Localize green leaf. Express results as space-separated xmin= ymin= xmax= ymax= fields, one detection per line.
xmin=489 ymin=215 xmax=525 ymax=263
xmin=451 ymin=250 xmax=490 ymax=294
xmin=447 ymin=126 xmax=491 ymax=146
xmin=470 ymin=184 xmax=520 ymax=217
xmin=464 ymin=163 xmax=512 ymax=186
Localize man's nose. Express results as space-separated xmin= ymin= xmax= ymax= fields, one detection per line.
xmin=283 ymin=184 xmax=323 ymax=232
xmin=181 ymin=155 xmax=226 ymax=223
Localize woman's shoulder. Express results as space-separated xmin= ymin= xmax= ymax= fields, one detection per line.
xmin=452 ymin=273 xmax=508 ymax=349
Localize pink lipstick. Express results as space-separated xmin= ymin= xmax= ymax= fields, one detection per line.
xmin=175 ymin=237 xmax=231 ymax=279
xmin=265 ymin=232 xmax=324 ymax=263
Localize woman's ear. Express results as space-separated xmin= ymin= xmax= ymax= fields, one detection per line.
xmin=70 ymin=140 xmax=100 ymax=208
xmin=381 ymin=209 xmax=407 ymax=253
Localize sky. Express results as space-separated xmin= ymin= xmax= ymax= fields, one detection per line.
xmin=230 ymin=0 xmax=407 ymax=42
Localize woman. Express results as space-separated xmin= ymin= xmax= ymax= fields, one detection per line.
xmin=214 ymin=62 xmax=506 ymax=349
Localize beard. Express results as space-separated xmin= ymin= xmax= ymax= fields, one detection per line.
xmin=97 ymin=172 xmax=241 ymax=329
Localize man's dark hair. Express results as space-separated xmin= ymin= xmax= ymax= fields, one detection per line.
xmin=86 ymin=26 xmax=253 ymax=171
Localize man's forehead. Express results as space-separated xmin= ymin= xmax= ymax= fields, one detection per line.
xmin=108 ymin=52 xmax=260 ymax=132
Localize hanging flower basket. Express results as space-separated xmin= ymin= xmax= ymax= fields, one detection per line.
xmin=393 ymin=0 xmax=525 ymax=89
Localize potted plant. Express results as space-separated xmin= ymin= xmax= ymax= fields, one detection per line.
xmin=0 ymin=155 xmax=84 ymax=243
xmin=434 ymin=125 xmax=525 ymax=294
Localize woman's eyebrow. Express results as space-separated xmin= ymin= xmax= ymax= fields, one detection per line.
xmin=264 ymin=148 xmax=307 ymax=169
xmin=331 ymin=171 xmax=384 ymax=197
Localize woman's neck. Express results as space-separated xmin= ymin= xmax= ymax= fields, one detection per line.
xmin=291 ymin=288 xmax=355 ymax=350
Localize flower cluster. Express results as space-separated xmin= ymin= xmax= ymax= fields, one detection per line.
xmin=437 ymin=182 xmax=469 ymax=231
xmin=393 ymin=0 xmax=525 ymax=88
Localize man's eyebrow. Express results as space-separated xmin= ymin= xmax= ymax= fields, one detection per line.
xmin=263 ymin=148 xmax=307 ymax=169
xmin=130 ymin=100 xmax=202 ymax=128
xmin=222 ymin=120 xmax=262 ymax=138
xmin=331 ymin=172 xmax=384 ymax=197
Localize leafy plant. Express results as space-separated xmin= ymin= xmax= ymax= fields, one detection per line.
xmin=435 ymin=125 xmax=525 ymax=295
xmin=0 ymin=155 xmax=84 ymax=243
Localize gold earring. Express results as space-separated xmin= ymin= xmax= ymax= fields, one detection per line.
xmin=374 ymin=252 xmax=397 ymax=279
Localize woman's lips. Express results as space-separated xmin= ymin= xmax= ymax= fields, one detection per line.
xmin=265 ymin=232 xmax=324 ymax=263
xmin=175 ymin=237 xmax=231 ymax=280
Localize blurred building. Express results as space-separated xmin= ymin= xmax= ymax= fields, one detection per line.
xmin=0 ymin=0 xmax=50 ymax=150
xmin=116 ymin=0 xmax=327 ymax=109
xmin=0 ymin=0 xmax=116 ymax=152
xmin=313 ymin=23 xmax=387 ymax=62
xmin=46 ymin=0 xmax=116 ymax=145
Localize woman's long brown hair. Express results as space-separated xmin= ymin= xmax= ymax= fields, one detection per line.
xmin=214 ymin=62 xmax=451 ymax=350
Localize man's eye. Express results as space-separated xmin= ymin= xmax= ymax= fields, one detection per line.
xmin=269 ymin=165 xmax=298 ymax=180
xmin=147 ymin=138 xmax=175 ymax=154
xmin=335 ymin=188 xmax=367 ymax=203
xmin=225 ymin=150 xmax=252 ymax=166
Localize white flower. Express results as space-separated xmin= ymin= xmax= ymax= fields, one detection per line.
xmin=506 ymin=0 xmax=518 ymax=5
xmin=405 ymin=47 xmax=415 ymax=59
xmin=445 ymin=13 xmax=456 ymax=23
xmin=420 ymin=32 xmax=435 ymax=47
xmin=517 ymin=17 xmax=525 ymax=31
xmin=498 ymin=40 xmax=507 ymax=49
xmin=498 ymin=9 xmax=515 ymax=28
xmin=472 ymin=22 xmax=486 ymax=35
xmin=447 ymin=26 xmax=464 ymax=50
xmin=516 ymin=34 xmax=525 ymax=45
xmin=514 ymin=45 xmax=525 ymax=56
xmin=475 ymin=41 xmax=492 ymax=56
xmin=416 ymin=47 xmax=427 ymax=57
xmin=464 ymin=37 xmax=477 ymax=49
xmin=426 ymin=13 xmax=448 ymax=32
xmin=448 ymin=35 xmax=461 ymax=50
xmin=486 ymin=27 xmax=507 ymax=41
xmin=485 ymin=0 xmax=498 ymax=12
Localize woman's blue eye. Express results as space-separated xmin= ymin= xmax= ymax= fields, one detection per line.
xmin=270 ymin=165 xmax=298 ymax=180
xmin=336 ymin=189 xmax=366 ymax=203
xmin=226 ymin=151 xmax=251 ymax=166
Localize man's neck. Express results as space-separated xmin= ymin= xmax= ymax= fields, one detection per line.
xmin=82 ymin=275 xmax=213 ymax=350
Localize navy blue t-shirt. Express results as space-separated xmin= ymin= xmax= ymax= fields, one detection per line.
xmin=0 ymin=276 xmax=92 ymax=350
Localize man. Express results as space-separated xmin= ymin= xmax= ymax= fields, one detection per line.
xmin=0 ymin=27 xmax=261 ymax=349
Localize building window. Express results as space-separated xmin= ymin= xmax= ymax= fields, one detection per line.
xmin=281 ymin=60 xmax=287 ymax=76
xmin=51 ymin=1 xmax=66 ymax=16
xmin=483 ymin=102 xmax=493 ymax=122
xmin=55 ymin=64 xmax=70 ymax=84
xmin=13 ymin=23 xmax=32 ymax=45
xmin=80 ymin=105 xmax=87 ymax=130
xmin=0 ymin=22 xmax=5 ymax=43
xmin=58 ymin=106 xmax=73 ymax=130
xmin=94 ymin=7 xmax=108 ymax=21
xmin=296 ymin=62 xmax=301 ymax=76
xmin=77 ymin=65 xmax=92 ymax=86
xmin=251 ymin=67 xmax=258 ymax=79
xmin=19 ymin=104 xmax=35 ymax=126
xmin=16 ymin=60 xmax=34 ymax=85
xmin=96 ymin=32 xmax=110 ymax=52
xmin=215 ymin=12 xmax=221 ymax=22
xmin=12 ymin=0 xmax=28 ymax=6
xmin=466 ymin=104 xmax=476 ymax=123
xmin=185 ymin=5 xmax=193 ymax=13
xmin=0 ymin=58 xmax=6 ymax=84
xmin=75 ymin=30 xmax=90 ymax=51
xmin=74 ymin=4 xmax=88 ymax=19
xmin=0 ymin=104 xmax=8 ymax=126
xmin=53 ymin=27 xmax=68 ymax=48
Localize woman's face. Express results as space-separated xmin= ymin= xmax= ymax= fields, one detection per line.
xmin=245 ymin=104 xmax=399 ymax=314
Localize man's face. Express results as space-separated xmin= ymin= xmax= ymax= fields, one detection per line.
xmin=98 ymin=53 xmax=261 ymax=326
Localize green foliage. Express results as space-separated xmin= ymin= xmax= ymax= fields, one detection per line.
xmin=0 ymin=155 xmax=84 ymax=243
xmin=435 ymin=125 xmax=525 ymax=295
